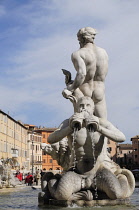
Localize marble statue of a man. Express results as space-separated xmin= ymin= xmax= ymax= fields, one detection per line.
xmin=62 ymin=27 xmax=108 ymax=118
xmin=47 ymin=96 xmax=125 ymax=175
xmin=44 ymin=96 xmax=135 ymax=200
xmin=39 ymin=27 xmax=135 ymax=203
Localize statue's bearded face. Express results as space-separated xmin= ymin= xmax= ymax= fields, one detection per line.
xmin=77 ymin=98 xmax=94 ymax=114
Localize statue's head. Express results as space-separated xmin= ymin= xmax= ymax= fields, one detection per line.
xmin=77 ymin=27 xmax=97 ymax=47
xmin=76 ymin=96 xmax=94 ymax=114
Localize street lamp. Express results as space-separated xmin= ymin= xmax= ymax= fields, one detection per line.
xmin=31 ymin=133 xmax=34 ymax=175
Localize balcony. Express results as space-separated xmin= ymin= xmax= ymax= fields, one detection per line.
xmin=11 ymin=148 xmax=18 ymax=158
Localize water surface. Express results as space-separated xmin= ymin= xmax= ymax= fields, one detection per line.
xmin=0 ymin=186 xmax=138 ymax=210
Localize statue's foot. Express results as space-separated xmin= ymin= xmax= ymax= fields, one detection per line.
xmin=70 ymin=190 xmax=93 ymax=201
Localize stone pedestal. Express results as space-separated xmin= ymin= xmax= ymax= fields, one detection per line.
xmin=38 ymin=192 xmax=130 ymax=207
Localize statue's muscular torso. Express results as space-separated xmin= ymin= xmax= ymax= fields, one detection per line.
xmin=68 ymin=127 xmax=105 ymax=175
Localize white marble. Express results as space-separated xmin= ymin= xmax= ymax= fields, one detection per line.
xmin=40 ymin=27 xmax=135 ymax=202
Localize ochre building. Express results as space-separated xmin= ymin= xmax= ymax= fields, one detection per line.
xmin=0 ymin=110 xmax=28 ymax=170
xmin=35 ymin=127 xmax=62 ymax=171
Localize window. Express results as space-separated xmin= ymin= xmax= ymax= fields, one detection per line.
xmin=4 ymin=142 xmax=6 ymax=152
xmin=107 ymin=147 xmax=111 ymax=153
xmin=56 ymin=167 xmax=60 ymax=170
xmin=25 ymin=151 xmax=27 ymax=157
xmin=42 ymin=151 xmax=45 ymax=155
xmin=49 ymin=159 xmax=52 ymax=163
xmin=4 ymin=115 xmax=7 ymax=123
xmin=107 ymin=139 xmax=110 ymax=144
xmin=128 ymin=159 xmax=132 ymax=163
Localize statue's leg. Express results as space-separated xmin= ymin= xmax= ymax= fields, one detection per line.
xmin=94 ymin=97 xmax=107 ymax=119
xmin=115 ymin=169 xmax=135 ymax=197
xmin=95 ymin=168 xmax=127 ymax=199
xmin=93 ymin=82 xmax=107 ymax=119
xmin=48 ymin=171 xmax=92 ymax=201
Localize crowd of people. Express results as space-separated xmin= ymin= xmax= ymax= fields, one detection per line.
xmin=15 ymin=169 xmax=43 ymax=186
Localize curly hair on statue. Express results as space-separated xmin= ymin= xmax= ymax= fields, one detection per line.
xmin=77 ymin=27 xmax=97 ymax=44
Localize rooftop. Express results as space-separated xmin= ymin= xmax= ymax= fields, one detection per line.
xmin=118 ymin=143 xmax=132 ymax=150
xmin=131 ymin=135 xmax=139 ymax=139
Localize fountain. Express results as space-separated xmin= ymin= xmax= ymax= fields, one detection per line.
xmin=0 ymin=158 xmax=22 ymax=188
xmin=39 ymin=27 xmax=135 ymax=207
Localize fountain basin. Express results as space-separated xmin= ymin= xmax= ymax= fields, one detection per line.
xmin=48 ymin=198 xmax=130 ymax=207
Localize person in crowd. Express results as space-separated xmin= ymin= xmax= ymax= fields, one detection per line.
xmin=15 ymin=170 xmax=23 ymax=182
xmin=34 ymin=170 xmax=41 ymax=185
xmin=25 ymin=172 xmax=33 ymax=186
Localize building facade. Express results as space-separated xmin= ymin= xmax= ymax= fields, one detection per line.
xmin=131 ymin=135 xmax=139 ymax=167
xmin=0 ymin=110 xmax=28 ymax=170
xmin=116 ymin=143 xmax=133 ymax=169
xmin=28 ymin=131 xmax=42 ymax=173
xmin=107 ymin=139 xmax=117 ymax=162
xmin=24 ymin=124 xmax=42 ymax=173
xmin=1 ymin=107 xmax=138 ymax=173
xmin=35 ymin=127 xmax=62 ymax=172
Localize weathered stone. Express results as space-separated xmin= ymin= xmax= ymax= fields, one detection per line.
xmin=40 ymin=27 xmax=135 ymax=205
xmin=0 ymin=159 xmax=22 ymax=188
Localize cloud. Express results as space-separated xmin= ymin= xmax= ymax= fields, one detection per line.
xmin=0 ymin=0 xmax=139 ymax=142
xmin=0 ymin=5 xmax=6 ymax=17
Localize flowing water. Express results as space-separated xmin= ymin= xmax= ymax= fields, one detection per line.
xmin=72 ymin=127 xmax=78 ymax=170
xmin=88 ymin=128 xmax=98 ymax=199
xmin=0 ymin=186 xmax=139 ymax=210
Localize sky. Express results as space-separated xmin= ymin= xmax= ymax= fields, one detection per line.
xmin=0 ymin=0 xmax=139 ymax=143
